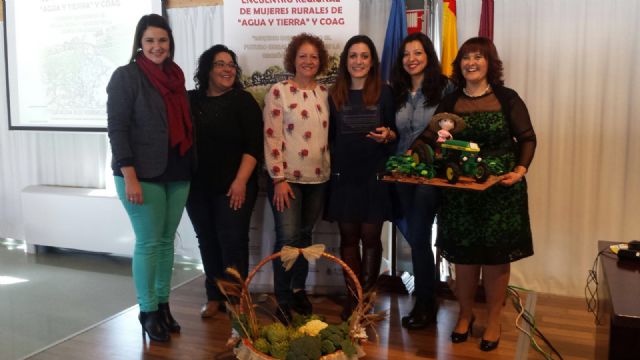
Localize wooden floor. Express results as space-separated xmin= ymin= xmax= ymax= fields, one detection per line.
xmin=29 ymin=275 xmax=602 ymax=360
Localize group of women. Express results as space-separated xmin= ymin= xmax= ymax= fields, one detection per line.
xmin=107 ymin=13 xmax=536 ymax=353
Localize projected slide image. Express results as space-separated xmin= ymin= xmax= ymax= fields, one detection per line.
xmin=5 ymin=0 xmax=162 ymax=131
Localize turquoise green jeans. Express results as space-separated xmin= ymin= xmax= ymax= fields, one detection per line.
xmin=115 ymin=177 xmax=190 ymax=312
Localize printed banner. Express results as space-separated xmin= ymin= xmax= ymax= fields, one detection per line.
xmin=224 ymin=0 xmax=359 ymax=105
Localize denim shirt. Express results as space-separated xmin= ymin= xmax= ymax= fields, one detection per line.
xmin=394 ymin=83 xmax=454 ymax=155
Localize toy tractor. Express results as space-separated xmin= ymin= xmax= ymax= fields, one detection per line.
xmin=409 ymin=140 xmax=490 ymax=184
xmin=387 ymin=140 xmax=490 ymax=185
xmin=438 ymin=140 xmax=490 ymax=184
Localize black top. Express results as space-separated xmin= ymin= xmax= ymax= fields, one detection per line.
xmin=325 ymin=85 xmax=396 ymax=223
xmin=328 ymin=85 xmax=397 ymax=182
xmin=188 ymin=89 xmax=263 ymax=194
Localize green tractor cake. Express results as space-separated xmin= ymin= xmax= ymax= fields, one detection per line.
xmin=386 ymin=113 xmax=490 ymax=184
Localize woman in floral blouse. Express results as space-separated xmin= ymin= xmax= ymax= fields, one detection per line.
xmin=263 ymin=33 xmax=330 ymax=324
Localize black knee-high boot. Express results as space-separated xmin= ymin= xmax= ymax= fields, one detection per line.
xmin=361 ymin=246 xmax=382 ymax=292
xmin=340 ymin=245 xmax=361 ymax=321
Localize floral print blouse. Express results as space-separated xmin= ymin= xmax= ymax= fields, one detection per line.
xmin=263 ymin=80 xmax=330 ymax=184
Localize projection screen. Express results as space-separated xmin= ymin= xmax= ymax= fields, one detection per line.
xmin=3 ymin=0 xmax=163 ymax=131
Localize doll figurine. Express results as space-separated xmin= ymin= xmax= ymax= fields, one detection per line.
xmin=429 ymin=112 xmax=465 ymax=143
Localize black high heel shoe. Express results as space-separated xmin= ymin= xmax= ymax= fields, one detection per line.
xmin=480 ymin=326 xmax=501 ymax=351
xmin=480 ymin=338 xmax=500 ymax=351
xmin=450 ymin=316 xmax=475 ymax=343
xmin=139 ymin=311 xmax=170 ymax=342
xmin=158 ymin=302 xmax=181 ymax=333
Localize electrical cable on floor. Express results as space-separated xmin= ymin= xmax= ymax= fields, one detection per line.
xmin=584 ymin=248 xmax=616 ymax=325
xmin=447 ymin=260 xmax=574 ymax=359
xmin=507 ymin=285 xmax=563 ymax=360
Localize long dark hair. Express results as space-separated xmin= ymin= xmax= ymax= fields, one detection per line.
xmin=330 ymin=35 xmax=381 ymax=111
xmin=451 ymin=37 xmax=504 ymax=87
xmin=193 ymin=45 xmax=244 ymax=94
xmin=390 ymin=32 xmax=448 ymax=109
xmin=129 ymin=14 xmax=174 ymax=63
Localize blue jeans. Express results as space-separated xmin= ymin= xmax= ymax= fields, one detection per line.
xmin=186 ymin=180 xmax=258 ymax=301
xmin=394 ymin=183 xmax=440 ymax=300
xmin=115 ymin=177 xmax=190 ymax=312
xmin=267 ymin=182 xmax=326 ymax=305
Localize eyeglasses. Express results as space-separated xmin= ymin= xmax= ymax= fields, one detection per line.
xmin=213 ymin=61 xmax=238 ymax=70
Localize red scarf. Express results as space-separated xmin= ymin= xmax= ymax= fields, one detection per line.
xmin=136 ymin=53 xmax=193 ymax=155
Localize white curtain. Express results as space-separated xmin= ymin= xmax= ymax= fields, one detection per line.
xmin=456 ymin=0 xmax=481 ymax=42
xmin=167 ymin=6 xmax=224 ymax=91
xmin=359 ymin=0 xmax=392 ymax=52
xmin=454 ymin=0 xmax=640 ymax=296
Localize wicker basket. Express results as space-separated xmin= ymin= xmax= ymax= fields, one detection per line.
xmin=233 ymin=248 xmax=365 ymax=360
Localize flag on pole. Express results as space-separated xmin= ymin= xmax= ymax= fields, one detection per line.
xmin=479 ymin=0 xmax=494 ymax=40
xmin=441 ymin=0 xmax=457 ymax=77
xmin=381 ymin=0 xmax=408 ymax=82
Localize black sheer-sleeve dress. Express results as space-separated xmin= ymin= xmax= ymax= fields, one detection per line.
xmin=415 ymin=85 xmax=537 ymax=264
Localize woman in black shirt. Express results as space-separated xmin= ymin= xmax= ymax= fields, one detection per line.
xmin=186 ymin=45 xmax=263 ymax=318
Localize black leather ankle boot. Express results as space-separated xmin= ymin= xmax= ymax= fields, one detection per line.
xmin=158 ymin=302 xmax=181 ymax=333
xmin=401 ymin=298 xmax=438 ymax=330
xmin=139 ymin=310 xmax=170 ymax=342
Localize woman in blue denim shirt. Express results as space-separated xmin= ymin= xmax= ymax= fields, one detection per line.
xmin=390 ymin=32 xmax=453 ymax=330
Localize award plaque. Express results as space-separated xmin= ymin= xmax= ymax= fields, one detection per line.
xmin=339 ymin=105 xmax=380 ymax=134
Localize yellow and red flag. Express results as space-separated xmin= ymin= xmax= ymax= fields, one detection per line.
xmin=441 ymin=0 xmax=458 ymax=77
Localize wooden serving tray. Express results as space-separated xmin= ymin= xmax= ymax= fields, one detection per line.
xmin=381 ymin=174 xmax=503 ymax=191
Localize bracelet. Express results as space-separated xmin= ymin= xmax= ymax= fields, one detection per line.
xmin=273 ymin=178 xmax=287 ymax=185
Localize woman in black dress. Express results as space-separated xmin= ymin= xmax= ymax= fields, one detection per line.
xmin=186 ymin=45 xmax=263 ymax=319
xmin=415 ymin=37 xmax=536 ymax=351
xmin=326 ymin=35 xmax=397 ymax=319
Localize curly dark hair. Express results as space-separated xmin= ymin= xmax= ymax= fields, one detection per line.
xmin=451 ymin=37 xmax=504 ymax=87
xmin=193 ymin=44 xmax=243 ymax=94
xmin=283 ymin=33 xmax=329 ymax=76
xmin=390 ymin=32 xmax=448 ymax=109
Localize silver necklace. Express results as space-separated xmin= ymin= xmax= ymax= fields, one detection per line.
xmin=463 ymin=84 xmax=491 ymax=98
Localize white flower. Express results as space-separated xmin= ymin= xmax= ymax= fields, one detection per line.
xmin=297 ymin=319 xmax=328 ymax=336
xmin=352 ymin=325 xmax=367 ymax=340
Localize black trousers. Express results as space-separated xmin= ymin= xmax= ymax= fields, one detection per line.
xmin=186 ymin=180 xmax=258 ymax=301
